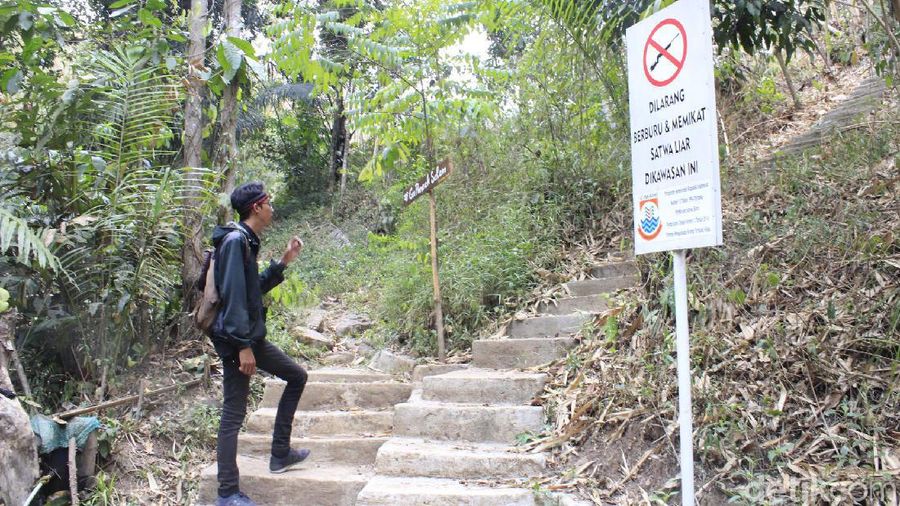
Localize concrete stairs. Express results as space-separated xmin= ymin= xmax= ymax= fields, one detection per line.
xmin=355 ymin=260 xmax=638 ymax=505
xmin=196 ymin=259 xmax=636 ymax=505
xmin=197 ymin=368 xmax=412 ymax=506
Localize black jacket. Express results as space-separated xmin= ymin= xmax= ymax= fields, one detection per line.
xmin=210 ymin=222 xmax=285 ymax=357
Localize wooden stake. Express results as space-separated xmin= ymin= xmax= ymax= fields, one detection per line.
xmin=428 ymin=190 xmax=446 ymax=362
xmin=134 ymin=379 xmax=147 ymax=419
xmin=78 ymin=432 xmax=98 ymax=490
xmin=68 ymin=437 xmax=79 ymax=505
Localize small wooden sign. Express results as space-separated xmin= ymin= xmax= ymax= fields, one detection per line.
xmin=402 ymin=158 xmax=453 ymax=206
xmin=400 ymin=157 xmax=453 ymax=361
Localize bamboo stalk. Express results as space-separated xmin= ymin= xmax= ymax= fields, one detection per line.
xmin=54 ymin=376 xmax=205 ymax=420
xmin=68 ymin=437 xmax=79 ymax=505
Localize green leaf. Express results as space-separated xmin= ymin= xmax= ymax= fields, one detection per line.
xmin=91 ymin=156 xmax=107 ymax=173
xmin=58 ymin=11 xmax=76 ymax=27
xmin=108 ymin=0 xmax=135 ymax=8
xmin=226 ymin=36 xmax=257 ymax=60
xmin=1 ymin=68 xmax=23 ymax=94
xmin=18 ymin=12 xmax=33 ymax=30
xmin=138 ymin=8 xmax=162 ymax=28
xmin=381 ymin=144 xmax=400 ymax=169
xmin=22 ymin=35 xmax=43 ymax=62
xmin=216 ymin=40 xmax=243 ymax=84
xmin=145 ymin=0 xmax=166 ymax=11
xmin=110 ymin=5 xmax=135 ymax=18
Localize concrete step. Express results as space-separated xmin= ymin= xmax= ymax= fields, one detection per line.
xmin=198 ymin=456 xmax=371 ymax=506
xmin=374 ymin=438 xmax=546 ymax=480
xmin=393 ymin=401 xmax=543 ymax=443
xmin=422 ymin=368 xmax=546 ymax=405
xmin=356 ymin=476 xmax=535 ymax=506
xmin=411 ymin=363 xmax=469 ymax=383
xmin=473 ymin=338 xmax=576 ymax=369
xmin=507 ymin=314 xmax=588 ymax=339
xmin=237 ymin=433 xmax=388 ymax=465
xmin=563 ymin=275 xmax=638 ymax=296
xmin=261 ymin=381 xmax=412 ymax=411
xmin=538 ymin=294 xmax=609 ymax=316
xmin=590 ymin=261 xmax=638 ymax=279
xmin=307 ymin=368 xmax=393 ymax=383
xmin=247 ymin=408 xmax=393 ymax=437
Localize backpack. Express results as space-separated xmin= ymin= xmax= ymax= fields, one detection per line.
xmin=191 ymin=229 xmax=250 ymax=336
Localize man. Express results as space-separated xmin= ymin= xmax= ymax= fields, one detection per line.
xmin=210 ymin=182 xmax=310 ymax=506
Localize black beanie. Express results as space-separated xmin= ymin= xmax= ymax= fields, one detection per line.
xmin=230 ymin=182 xmax=268 ymax=214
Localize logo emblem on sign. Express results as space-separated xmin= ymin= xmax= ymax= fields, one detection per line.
xmin=638 ymin=198 xmax=663 ymax=240
xmin=643 ymin=18 xmax=687 ymax=87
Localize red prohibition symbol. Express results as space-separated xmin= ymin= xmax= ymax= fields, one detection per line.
xmin=643 ymin=18 xmax=687 ymax=87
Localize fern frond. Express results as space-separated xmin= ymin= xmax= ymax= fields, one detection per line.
xmin=0 ymin=208 xmax=61 ymax=271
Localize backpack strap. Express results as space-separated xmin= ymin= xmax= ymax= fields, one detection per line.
xmin=217 ymin=224 xmax=252 ymax=267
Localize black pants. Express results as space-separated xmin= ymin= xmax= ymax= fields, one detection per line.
xmin=217 ymin=340 xmax=308 ymax=498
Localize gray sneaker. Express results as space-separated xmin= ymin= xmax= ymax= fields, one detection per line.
xmin=215 ymin=492 xmax=257 ymax=506
xmin=269 ymin=448 xmax=311 ymax=474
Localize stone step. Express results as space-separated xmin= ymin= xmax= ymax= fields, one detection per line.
xmin=356 ymin=476 xmax=535 ymax=506
xmin=198 ymin=456 xmax=371 ymax=506
xmin=507 ymin=314 xmax=588 ymax=339
xmin=473 ymin=338 xmax=576 ymax=369
xmin=237 ymin=434 xmax=388 ymax=465
xmin=563 ymin=275 xmax=638 ymax=296
xmin=307 ymin=368 xmax=393 ymax=383
xmin=538 ymin=294 xmax=610 ymax=316
xmin=374 ymin=438 xmax=546 ymax=480
xmin=422 ymin=368 xmax=546 ymax=405
xmin=261 ymin=381 xmax=412 ymax=411
xmin=247 ymin=408 xmax=393 ymax=437
xmin=411 ymin=363 xmax=469 ymax=383
xmin=393 ymin=401 xmax=543 ymax=443
xmin=589 ymin=261 xmax=638 ymax=279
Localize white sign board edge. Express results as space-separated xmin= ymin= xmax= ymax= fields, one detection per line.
xmin=625 ymin=0 xmax=723 ymax=256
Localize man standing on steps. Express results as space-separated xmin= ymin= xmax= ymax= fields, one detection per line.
xmin=210 ymin=182 xmax=310 ymax=506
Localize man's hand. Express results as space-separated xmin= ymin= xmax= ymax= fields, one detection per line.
xmin=280 ymin=236 xmax=303 ymax=265
xmin=239 ymin=347 xmax=256 ymax=376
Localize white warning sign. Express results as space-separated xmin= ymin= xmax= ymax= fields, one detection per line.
xmin=626 ymin=0 xmax=722 ymax=255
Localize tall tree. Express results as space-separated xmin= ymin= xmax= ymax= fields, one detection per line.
xmin=215 ymin=0 xmax=243 ymax=223
xmin=319 ymin=1 xmax=355 ymax=191
xmin=181 ymin=0 xmax=208 ymax=308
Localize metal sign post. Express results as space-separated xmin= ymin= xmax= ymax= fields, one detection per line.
xmin=626 ymin=0 xmax=722 ymax=502
xmin=672 ymin=249 xmax=694 ymax=505
xmin=403 ymin=159 xmax=453 ymax=362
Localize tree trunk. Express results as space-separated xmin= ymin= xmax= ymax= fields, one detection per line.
xmin=329 ymin=92 xmax=347 ymax=192
xmin=216 ymin=0 xmax=243 ymax=224
xmin=775 ymin=50 xmax=801 ymax=109
xmin=181 ymin=0 xmax=208 ymax=312
xmin=339 ymin=130 xmax=351 ymax=197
